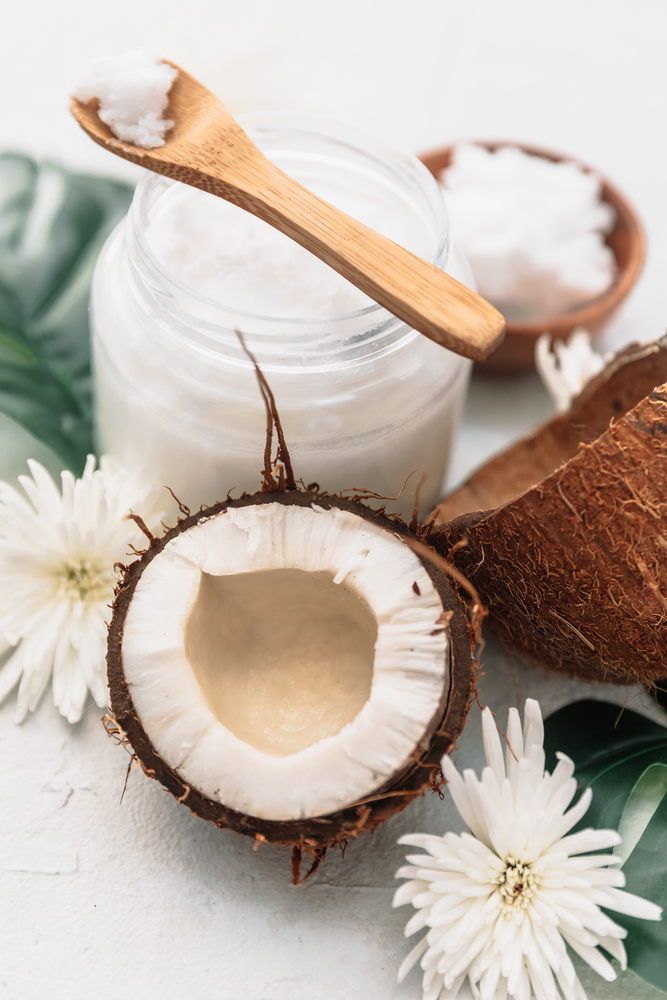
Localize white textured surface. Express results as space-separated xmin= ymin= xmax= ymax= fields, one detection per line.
xmin=2 ymin=1 xmax=667 ymax=997
xmin=3 ymin=0 xmax=667 ymax=355
xmin=1 ymin=639 xmax=665 ymax=1000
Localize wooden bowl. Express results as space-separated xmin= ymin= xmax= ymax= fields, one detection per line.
xmin=419 ymin=142 xmax=646 ymax=374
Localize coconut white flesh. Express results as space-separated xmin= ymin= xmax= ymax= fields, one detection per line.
xmin=185 ymin=568 xmax=377 ymax=755
xmin=122 ymin=503 xmax=449 ymax=821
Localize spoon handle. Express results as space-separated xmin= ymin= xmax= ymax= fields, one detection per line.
xmin=246 ymin=166 xmax=504 ymax=360
xmin=179 ymin=154 xmax=504 ymax=361
xmin=71 ymin=79 xmax=503 ymax=360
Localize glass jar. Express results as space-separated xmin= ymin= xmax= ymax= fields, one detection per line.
xmin=91 ymin=113 xmax=472 ymax=522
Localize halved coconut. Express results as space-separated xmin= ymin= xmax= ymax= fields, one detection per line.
xmin=427 ymin=336 xmax=667 ymax=685
xmin=108 ymin=490 xmax=473 ymax=875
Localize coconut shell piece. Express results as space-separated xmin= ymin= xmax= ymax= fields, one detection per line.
xmin=428 ymin=336 xmax=667 ymax=684
xmin=434 ymin=336 xmax=667 ymax=524
xmin=108 ymin=489 xmax=476 ymax=881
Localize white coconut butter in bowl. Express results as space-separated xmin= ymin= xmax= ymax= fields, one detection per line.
xmin=420 ymin=141 xmax=645 ymax=373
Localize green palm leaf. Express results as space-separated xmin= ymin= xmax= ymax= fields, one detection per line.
xmin=0 ymin=153 xmax=133 ymax=473
xmin=544 ymin=700 xmax=667 ymax=993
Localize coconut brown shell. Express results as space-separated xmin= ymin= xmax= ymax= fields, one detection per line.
xmin=434 ymin=336 xmax=667 ymax=524
xmin=428 ymin=337 xmax=667 ymax=684
xmin=108 ymin=489 xmax=474 ymax=877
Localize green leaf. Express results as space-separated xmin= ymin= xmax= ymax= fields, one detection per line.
xmin=544 ymin=700 xmax=667 ymax=992
xmin=617 ymin=764 xmax=667 ymax=865
xmin=621 ymin=791 xmax=667 ymax=990
xmin=0 ymin=153 xmax=133 ymax=473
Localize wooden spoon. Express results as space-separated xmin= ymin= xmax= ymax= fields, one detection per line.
xmin=71 ymin=63 xmax=505 ymax=361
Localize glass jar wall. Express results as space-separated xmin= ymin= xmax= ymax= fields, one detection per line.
xmin=91 ymin=113 xmax=472 ymax=521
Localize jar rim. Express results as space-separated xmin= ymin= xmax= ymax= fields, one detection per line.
xmin=130 ymin=111 xmax=449 ymax=330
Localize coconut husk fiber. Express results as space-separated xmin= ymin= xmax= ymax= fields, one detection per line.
xmin=427 ymin=336 xmax=667 ymax=684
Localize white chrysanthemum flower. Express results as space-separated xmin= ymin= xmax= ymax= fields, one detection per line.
xmin=394 ymin=699 xmax=662 ymax=1000
xmin=0 ymin=456 xmax=160 ymax=724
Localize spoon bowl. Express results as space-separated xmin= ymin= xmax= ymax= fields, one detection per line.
xmin=72 ymin=63 xmax=505 ymax=362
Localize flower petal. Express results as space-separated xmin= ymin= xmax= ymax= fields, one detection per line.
xmin=397 ymin=933 xmax=429 ymax=983
xmin=482 ymin=707 xmax=506 ymax=783
xmin=596 ymin=885 xmax=662 ymax=920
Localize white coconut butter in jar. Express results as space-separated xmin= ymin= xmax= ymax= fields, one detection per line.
xmin=91 ymin=114 xmax=472 ymax=520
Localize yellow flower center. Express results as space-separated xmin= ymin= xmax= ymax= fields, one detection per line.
xmin=55 ymin=559 xmax=110 ymax=603
xmin=497 ymin=858 xmax=538 ymax=916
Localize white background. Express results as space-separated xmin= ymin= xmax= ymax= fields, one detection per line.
xmin=2 ymin=2 xmax=667 ymax=998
